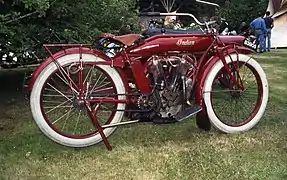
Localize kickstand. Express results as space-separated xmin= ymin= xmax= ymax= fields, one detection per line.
xmin=85 ymin=102 xmax=112 ymax=150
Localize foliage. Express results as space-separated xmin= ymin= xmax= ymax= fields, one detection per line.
xmin=0 ymin=0 xmax=270 ymax=65
xmin=219 ymin=0 xmax=269 ymax=30
xmin=0 ymin=0 xmax=140 ymax=64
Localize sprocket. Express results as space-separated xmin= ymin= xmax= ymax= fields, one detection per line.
xmin=137 ymin=94 xmax=157 ymax=110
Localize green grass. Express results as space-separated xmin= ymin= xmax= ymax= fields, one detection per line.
xmin=0 ymin=50 xmax=287 ymax=180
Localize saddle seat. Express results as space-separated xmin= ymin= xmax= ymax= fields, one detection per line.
xmin=98 ymin=33 xmax=144 ymax=46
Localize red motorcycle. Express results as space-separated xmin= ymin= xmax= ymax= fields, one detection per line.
xmin=27 ymin=12 xmax=269 ymax=150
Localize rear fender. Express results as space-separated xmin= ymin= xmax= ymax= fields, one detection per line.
xmin=27 ymin=47 xmax=127 ymax=92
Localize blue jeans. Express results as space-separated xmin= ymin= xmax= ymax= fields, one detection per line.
xmin=265 ymin=28 xmax=271 ymax=51
xmin=255 ymin=29 xmax=265 ymax=52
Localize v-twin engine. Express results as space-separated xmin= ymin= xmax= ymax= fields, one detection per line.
xmin=146 ymin=55 xmax=194 ymax=118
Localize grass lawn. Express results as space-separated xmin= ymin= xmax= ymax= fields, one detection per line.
xmin=0 ymin=50 xmax=287 ymax=180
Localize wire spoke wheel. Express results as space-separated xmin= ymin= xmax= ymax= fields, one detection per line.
xmin=41 ymin=63 xmax=117 ymax=138
xmin=203 ymin=54 xmax=268 ymax=133
xmin=30 ymin=54 xmax=126 ymax=147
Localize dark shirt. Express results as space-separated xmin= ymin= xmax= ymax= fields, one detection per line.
xmin=264 ymin=17 xmax=274 ymax=29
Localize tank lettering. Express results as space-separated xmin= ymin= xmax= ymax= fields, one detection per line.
xmin=176 ymin=39 xmax=195 ymax=46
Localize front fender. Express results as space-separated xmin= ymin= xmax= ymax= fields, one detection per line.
xmin=27 ymin=47 xmax=126 ymax=91
xmin=195 ymin=44 xmax=255 ymax=107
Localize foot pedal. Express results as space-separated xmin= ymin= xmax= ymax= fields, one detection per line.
xmin=174 ymin=106 xmax=202 ymax=122
xmin=153 ymin=117 xmax=177 ymax=124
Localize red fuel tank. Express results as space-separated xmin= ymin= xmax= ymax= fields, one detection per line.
xmin=127 ymin=34 xmax=214 ymax=55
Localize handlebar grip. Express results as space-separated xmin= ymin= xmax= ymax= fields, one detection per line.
xmin=139 ymin=12 xmax=161 ymax=16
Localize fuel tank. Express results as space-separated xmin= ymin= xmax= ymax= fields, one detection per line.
xmin=127 ymin=34 xmax=214 ymax=55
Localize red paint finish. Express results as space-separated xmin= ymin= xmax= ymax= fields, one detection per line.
xmin=127 ymin=34 xmax=214 ymax=56
xmin=28 ymin=35 xmax=251 ymax=95
xmin=27 ymin=30 xmax=259 ymax=150
xmin=129 ymin=60 xmax=151 ymax=93
xmin=218 ymin=35 xmax=246 ymax=46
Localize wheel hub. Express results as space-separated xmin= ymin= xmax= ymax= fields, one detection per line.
xmin=230 ymin=90 xmax=242 ymax=98
xmin=72 ymin=98 xmax=86 ymax=110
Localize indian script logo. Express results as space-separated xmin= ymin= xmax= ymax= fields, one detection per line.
xmin=176 ymin=39 xmax=195 ymax=46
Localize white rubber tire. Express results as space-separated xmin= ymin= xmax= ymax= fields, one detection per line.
xmin=203 ymin=54 xmax=269 ymax=133
xmin=30 ymin=54 xmax=126 ymax=147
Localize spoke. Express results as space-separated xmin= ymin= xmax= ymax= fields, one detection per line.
xmin=241 ymin=65 xmax=249 ymax=82
xmin=98 ymin=115 xmax=105 ymax=121
xmin=55 ymin=72 xmax=69 ymax=86
xmin=90 ymin=77 xmax=110 ymax=93
xmin=101 ymin=104 xmax=111 ymax=110
xmin=94 ymin=76 xmax=108 ymax=91
xmin=52 ymin=107 xmax=75 ymax=125
xmin=92 ymin=82 xmax=112 ymax=92
xmin=242 ymin=91 xmax=259 ymax=96
xmin=57 ymin=65 xmax=79 ymax=92
xmin=84 ymin=65 xmax=95 ymax=84
xmin=239 ymin=57 xmax=252 ymax=82
xmin=73 ymin=110 xmax=82 ymax=134
xmin=61 ymin=106 xmax=75 ymax=131
xmin=238 ymin=97 xmax=255 ymax=117
xmin=43 ymin=94 xmax=73 ymax=98
xmin=240 ymin=97 xmax=250 ymax=114
xmin=245 ymin=79 xmax=258 ymax=90
xmin=44 ymin=88 xmax=73 ymax=95
xmin=87 ymin=66 xmax=96 ymax=88
xmin=44 ymin=105 xmax=73 ymax=109
xmin=242 ymin=68 xmax=253 ymax=84
xmin=93 ymin=86 xmax=114 ymax=94
xmin=90 ymin=72 xmax=103 ymax=93
xmin=204 ymin=89 xmax=242 ymax=93
xmin=55 ymin=72 xmax=78 ymax=94
xmin=43 ymin=100 xmax=70 ymax=104
xmin=44 ymin=99 xmax=73 ymax=114
xmin=47 ymin=83 xmax=73 ymax=102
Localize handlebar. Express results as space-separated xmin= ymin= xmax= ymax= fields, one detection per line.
xmin=139 ymin=12 xmax=161 ymax=16
xmin=139 ymin=12 xmax=217 ymax=27
xmin=195 ymin=0 xmax=220 ymax=7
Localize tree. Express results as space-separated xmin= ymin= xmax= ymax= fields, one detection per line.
xmin=0 ymin=0 xmax=140 ymax=65
xmin=220 ymin=0 xmax=269 ymax=30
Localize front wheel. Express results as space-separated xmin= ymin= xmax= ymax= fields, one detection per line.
xmin=203 ymin=54 xmax=268 ymax=133
xmin=30 ymin=53 xmax=126 ymax=147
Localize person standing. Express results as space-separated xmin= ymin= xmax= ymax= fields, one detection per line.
xmin=250 ymin=12 xmax=267 ymax=53
xmin=264 ymin=11 xmax=274 ymax=52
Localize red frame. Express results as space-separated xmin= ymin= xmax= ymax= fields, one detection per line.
xmin=27 ymin=32 xmax=255 ymax=150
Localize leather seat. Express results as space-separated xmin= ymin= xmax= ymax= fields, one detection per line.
xmin=142 ymin=28 xmax=205 ymax=37
xmin=98 ymin=33 xmax=144 ymax=46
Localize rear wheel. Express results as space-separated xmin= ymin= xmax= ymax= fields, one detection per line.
xmin=30 ymin=54 xmax=126 ymax=147
xmin=203 ymin=54 xmax=268 ymax=133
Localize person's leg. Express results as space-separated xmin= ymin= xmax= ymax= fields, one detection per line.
xmin=263 ymin=30 xmax=267 ymax=52
xmin=255 ymin=30 xmax=260 ymax=52
xmin=267 ymin=29 xmax=271 ymax=51
xmin=263 ymin=34 xmax=266 ymax=52
xmin=258 ymin=30 xmax=265 ymax=53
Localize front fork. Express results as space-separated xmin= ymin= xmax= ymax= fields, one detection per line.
xmin=218 ymin=49 xmax=245 ymax=91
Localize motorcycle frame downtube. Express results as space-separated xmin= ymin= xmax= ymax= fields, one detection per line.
xmin=122 ymin=50 xmax=151 ymax=94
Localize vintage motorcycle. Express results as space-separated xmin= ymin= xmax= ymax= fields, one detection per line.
xmin=27 ymin=12 xmax=269 ymax=150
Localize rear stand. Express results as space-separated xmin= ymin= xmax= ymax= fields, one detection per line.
xmin=85 ymin=101 xmax=112 ymax=150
